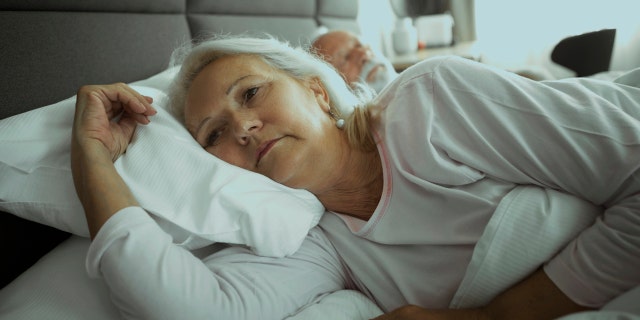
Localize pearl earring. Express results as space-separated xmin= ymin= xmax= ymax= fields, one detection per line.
xmin=329 ymin=110 xmax=345 ymax=129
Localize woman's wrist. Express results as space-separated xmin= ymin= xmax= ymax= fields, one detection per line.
xmin=71 ymin=138 xmax=139 ymax=239
xmin=72 ymin=133 xmax=117 ymax=162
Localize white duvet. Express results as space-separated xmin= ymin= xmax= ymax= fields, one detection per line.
xmin=2 ymin=185 xmax=639 ymax=319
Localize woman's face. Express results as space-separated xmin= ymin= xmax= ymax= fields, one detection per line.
xmin=184 ymin=54 xmax=339 ymax=190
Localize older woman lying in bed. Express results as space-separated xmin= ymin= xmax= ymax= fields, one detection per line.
xmin=71 ymin=35 xmax=640 ymax=319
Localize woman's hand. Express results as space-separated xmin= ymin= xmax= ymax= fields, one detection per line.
xmin=71 ymin=83 xmax=156 ymax=238
xmin=72 ymin=83 xmax=157 ymax=162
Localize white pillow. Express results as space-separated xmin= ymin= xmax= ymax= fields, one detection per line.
xmin=0 ymin=68 xmax=324 ymax=257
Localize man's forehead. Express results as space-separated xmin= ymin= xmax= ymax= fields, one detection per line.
xmin=319 ymin=32 xmax=358 ymax=59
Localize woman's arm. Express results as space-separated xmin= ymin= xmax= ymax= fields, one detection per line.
xmin=71 ymin=84 xmax=347 ymax=319
xmin=427 ymin=57 xmax=640 ymax=305
xmin=376 ymin=58 xmax=640 ymax=319
xmin=87 ymin=208 xmax=346 ymax=319
xmin=70 ymin=83 xmax=156 ymax=238
xmin=375 ymin=269 xmax=591 ymax=320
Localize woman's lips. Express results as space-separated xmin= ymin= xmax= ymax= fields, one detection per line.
xmin=256 ymin=138 xmax=282 ymax=165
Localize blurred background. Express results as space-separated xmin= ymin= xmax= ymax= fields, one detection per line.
xmin=357 ymin=0 xmax=640 ymax=78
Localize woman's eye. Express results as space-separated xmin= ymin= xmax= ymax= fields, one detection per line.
xmin=206 ymin=129 xmax=224 ymax=147
xmin=243 ymin=87 xmax=259 ymax=103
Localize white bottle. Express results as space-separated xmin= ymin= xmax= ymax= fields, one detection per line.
xmin=392 ymin=17 xmax=418 ymax=55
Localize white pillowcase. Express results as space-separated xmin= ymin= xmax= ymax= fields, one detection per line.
xmin=0 ymin=68 xmax=324 ymax=257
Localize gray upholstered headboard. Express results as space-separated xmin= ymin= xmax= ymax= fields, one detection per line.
xmin=0 ymin=0 xmax=359 ymax=119
xmin=0 ymin=0 xmax=359 ymax=288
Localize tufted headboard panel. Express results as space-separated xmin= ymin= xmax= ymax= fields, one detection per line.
xmin=0 ymin=0 xmax=359 ymax=119
xmin=0 ymin=0 xmax=188 ymax=119
xmin=187 ymin=0 xmax=318 ymax=44
xmin=317 ymin=0 xmax=360 ymax=32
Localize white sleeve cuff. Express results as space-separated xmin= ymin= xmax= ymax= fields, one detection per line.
xmin=85 ymin=206 xmax=159 ymax=278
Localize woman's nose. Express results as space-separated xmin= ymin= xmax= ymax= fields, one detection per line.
xmin=234 ymin=114 xmax=262 ymax=145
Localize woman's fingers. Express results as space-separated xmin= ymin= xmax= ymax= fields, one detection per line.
xmin=117 ymin=112 xmax=142 ymax=142
xmin=97 ymin=83 xmax=157 ymax=119
xmin=74 ymin=83 xmax=158 ymax=161
xmin=126 ymin=110 xmax=151 ymax=125
xmin=77 ymin=83 xmax=157 ymax=131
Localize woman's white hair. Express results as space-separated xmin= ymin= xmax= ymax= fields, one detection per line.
xmin=168 ymin=34 xmax=373 ymax=123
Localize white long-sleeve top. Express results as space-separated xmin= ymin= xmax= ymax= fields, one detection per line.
xmin=87 ymin=56 xmax=640 ymax=319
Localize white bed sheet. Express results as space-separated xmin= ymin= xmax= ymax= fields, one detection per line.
xmin=0 ymin=236 xmax=120 ymax=320
xmin=0 ymin=236 xmax=383 ymax=320
xmin=2 ymin=224 xmax=638 ymax=320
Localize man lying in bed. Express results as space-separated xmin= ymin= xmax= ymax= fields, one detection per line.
xmin=71 ymin=35 xmax=640 ymax=319
xmin=311 ymin=29 xmax=398 ymax=93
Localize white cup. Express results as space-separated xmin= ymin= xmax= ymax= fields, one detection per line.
xmin=392 ymin=17 xmax=418 ymax=55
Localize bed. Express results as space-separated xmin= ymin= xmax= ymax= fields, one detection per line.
xmin=0 ymin=1 xmax=385 ymax=319
xmin=2 ymin=2 xmax=640 ymax=320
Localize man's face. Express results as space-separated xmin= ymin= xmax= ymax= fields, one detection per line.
xmin=313 ymin=31 xmax=375 ymax=84
xmin=313 ymin=31 xmax=394 ymax=92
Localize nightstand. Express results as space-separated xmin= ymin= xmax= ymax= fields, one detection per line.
xmin=391 ymin=41 xmax=482 ymax=72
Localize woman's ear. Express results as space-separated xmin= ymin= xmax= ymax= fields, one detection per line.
xmin=308 ymin=77 xmax=331 ymax=112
